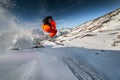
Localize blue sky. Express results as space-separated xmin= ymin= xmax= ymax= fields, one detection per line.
xmin=0 ymin=0 xmax=120 ymax=29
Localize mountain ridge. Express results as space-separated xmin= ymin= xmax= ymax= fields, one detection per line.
xmin=72 ymin=7 xmax=120 ymax=33
xmin=56 ymin=8 xmax=120 ymax=50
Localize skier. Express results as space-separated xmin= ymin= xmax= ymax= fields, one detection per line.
xmin=42 ymin=16 xmax=57 ymax=41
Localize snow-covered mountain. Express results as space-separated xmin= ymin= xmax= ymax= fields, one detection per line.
xmin=72 ymin=8 xmax=120 ymax=32
xmin=57 ymin=8 xmax=120 ymax=50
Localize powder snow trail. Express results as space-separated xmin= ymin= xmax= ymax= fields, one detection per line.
xmin=0 ymin=41 xmax=120 ymax=80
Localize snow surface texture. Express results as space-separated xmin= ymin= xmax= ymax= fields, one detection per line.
xmin=1 ymin=42 xmax=120 ymax=80
xmin=0 ymin=6 xmax=120 ymax=80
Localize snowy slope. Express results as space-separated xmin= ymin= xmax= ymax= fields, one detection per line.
xmin=0 ymin=41 xmax=120 ymax=80
xmin=72 ymin=8 xmax=120 ymax=33
xmin=56 ymin=8 xmax=120 ymax=50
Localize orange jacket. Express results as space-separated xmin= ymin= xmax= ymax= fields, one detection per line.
xmin=42 ymin=20 xmax=57 ymax=37
xmin=42 ymin=20 xmax=56 ymax=32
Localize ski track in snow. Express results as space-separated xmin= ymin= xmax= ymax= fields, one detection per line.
xmin=0 ymin=42 xmax=120 ymax=80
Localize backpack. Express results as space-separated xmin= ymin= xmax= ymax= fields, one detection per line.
xmin=42 ymin=16 xmax=53 ymax=25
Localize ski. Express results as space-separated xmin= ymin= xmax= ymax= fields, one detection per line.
xmin=53 ymin=41 xmax=64 ymax=46
xmin=48 ymin=40 xmax=64 ymax=46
